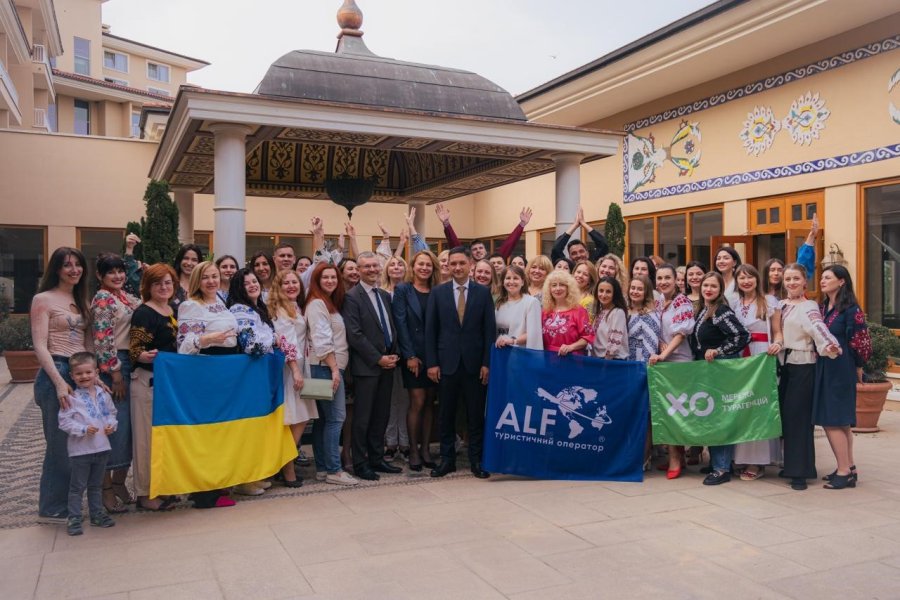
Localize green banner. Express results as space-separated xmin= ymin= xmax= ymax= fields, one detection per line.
xmin=647 ymin=353 xmax=781 ymax=446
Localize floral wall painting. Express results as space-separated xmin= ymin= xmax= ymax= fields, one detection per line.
xmin=783 ymin=91 xmax=830 ymax=145
xmin=625 ymin=121 xmax=703 ymax=192
xmin=740 ymin=106 xmax=781 ymax=156
xmin=890 ymin=67 xmax=900 ymax=125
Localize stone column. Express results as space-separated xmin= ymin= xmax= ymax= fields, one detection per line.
xmin=551 ymin=152 xmax=585 ymax=239
xmin=171 ymin=187 xmax=195 ymax=244
xmin=408 ymin=200 xmax=427 ymax=240
xmin=209 ymin=123 xmax=252 ymax=266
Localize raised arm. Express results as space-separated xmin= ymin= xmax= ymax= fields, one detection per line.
xmin=435 ymin=203 xmax=460 ymax=248
xmin=496 ymin=207 xmax=532 ymax=259
xmin=405 ymin=206 xmax=429 ymax=253
xmin=796 ymin=213 xmax=818 ymax=277
xmin=580 ymin=210 xmax=609 ymax=261
xmin=551 ymin=206 xmax=583 ymax=264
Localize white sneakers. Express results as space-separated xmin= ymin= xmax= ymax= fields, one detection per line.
xmin=233 ymin=483 xmax=265 ymax=496
xmin=325 ymin=471 xmax=359 ymax=486
xmin=315 ymin=471 xmax=327 ymax=481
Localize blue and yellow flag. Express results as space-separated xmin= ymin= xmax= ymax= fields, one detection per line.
xmin=150 ymin=352 xmax=297 ymax=497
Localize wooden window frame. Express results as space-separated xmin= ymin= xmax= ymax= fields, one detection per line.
xmin=624 ymin=204 xmax=724 ymax=265
xmin=857 ymin=176 xmax=900 ymax=331
xmin=0 ymin=224 xmax=48 ymax=314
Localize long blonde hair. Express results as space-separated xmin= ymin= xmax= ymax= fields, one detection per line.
xmin=381 ymin=256 xmax=408 ymax=295
xmin=596 ymin=253 xmax=629 ymax=294
xmin=406 ymin=250 xmax=440 ymax=288
xmin=541 ymin=270 xmax=579 ymax=311
xmin=628 ymin=275 xmax=655 ymax=315
xmin=268 ymin=269 xmax=304 ymax=321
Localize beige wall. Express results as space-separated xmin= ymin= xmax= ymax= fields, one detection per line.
xmin=101 ymin=53 xmax=188 ymax=98
xmin=54 ymin=0 xmax=103 ymax=77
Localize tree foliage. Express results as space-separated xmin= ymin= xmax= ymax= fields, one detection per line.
xmin=604 ymin=203 xmax=626 ymax=258
xmin=139 ymin=180 xmax=179 ymax=265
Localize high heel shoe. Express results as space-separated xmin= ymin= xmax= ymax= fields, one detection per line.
xmin=666 ymin=466 xmax=682 ymax=480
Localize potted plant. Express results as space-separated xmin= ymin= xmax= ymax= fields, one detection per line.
xmin=0 ymin=315 xmax=39 ymax=383
xmin=854 ymin=321 xmax=900 ymax=433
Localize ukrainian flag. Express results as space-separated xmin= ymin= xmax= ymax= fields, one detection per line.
xmin=150 ymin=352 xmax=297 ymax=497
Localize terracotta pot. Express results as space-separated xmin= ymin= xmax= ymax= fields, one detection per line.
xmin=853 ymin=381 xmax=893 ymax=433
xmin=4 ymin=350 xmax=40 ymax=383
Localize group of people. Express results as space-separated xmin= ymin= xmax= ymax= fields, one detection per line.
xmin=29 ymin=205 xmax=870 ymax=535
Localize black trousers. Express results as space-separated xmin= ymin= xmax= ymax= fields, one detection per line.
xmin=779 ymin=363 xmax=817 ymax=479
xmin=438 ymin=365 xmax=486 ymax=466
xmin=351 ymin=369 xmax=394 ymax=468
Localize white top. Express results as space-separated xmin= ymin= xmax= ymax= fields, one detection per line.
xmin=779 ymin=299 xmax=839 ymax=365
xmin=495 ymin=295 xmax=543 ymax=350
xmin=273 ymin=306 xmax=309 ymax=375
xmin=359 ymin=281 xmax=394 ymax=341
xmin=176 ymin=299 xmax=238 ymax=354
xmin=58 ymin=385 xmax=117 ymax=457
xmin=305 ymin=298 xmax=349 ymax=370
xmin=730 ymin=295 xmax=778 ymax=357
xmin=229 ymin=304 xmax=275 ymax=355
xmin=592 ymin=307 xmax=629 ymax=359
xmin=658 ymin=294 xmax=695 ymax=363
xmin=723 ymin=278 xmax=739 ymax=306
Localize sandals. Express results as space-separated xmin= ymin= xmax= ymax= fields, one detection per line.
xmin=823 ymin=465 xmax=858 ymax=483
xmin=823 ymin=473 xmax=856 ymax=490
xmin=102 ymin=486 xmax=129 ymax=514
xmin=111 ymin=482 xmax=136 ymax=505
xmin=740 ymin=467 xmax=765 ymax=481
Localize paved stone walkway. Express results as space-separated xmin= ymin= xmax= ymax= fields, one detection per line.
xmin=2 ymin=360 xmax=900 ymax=599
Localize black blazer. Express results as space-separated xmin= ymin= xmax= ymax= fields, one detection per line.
xmin=393 ymin=282 xmax=428 ymax=361
xmin=342 ymin=283 xmax=398 ymax=377
xmin=425 ymin=280 xmax=496 ymax=376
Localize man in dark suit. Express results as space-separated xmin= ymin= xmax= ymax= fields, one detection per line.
xmin=425 ymin=246 xmax=496 ymax=479
xmin=342 ymin=251 xmax=402 ymax=481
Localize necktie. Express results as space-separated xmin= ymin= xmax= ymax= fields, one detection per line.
xmin=457 ymin=285 xmax=466 ymax=324
xmin=373 ymin=288 xmax=392 ymax=349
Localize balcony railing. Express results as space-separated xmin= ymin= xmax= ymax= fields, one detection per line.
xmin=0 ymin=59 xmax=19 ymax=107
xmin=34 ymin=107 xmax=48 ymax=130
xmin=32 ymin=44 xmax=50 ymax=68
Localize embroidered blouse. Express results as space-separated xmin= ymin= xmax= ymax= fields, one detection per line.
xmin=658 ymin=294 xmax=695 ymax=363
xmin=822 ymin=303 xmax=871 ymax=367
xmin=176 ymin=299 xmax=238 ymax=355
xmin=91 ymin=288 xmax=140 ymax=373
xmin=541 ymin=306 xmax=594 ymax=355
xmin=129 ymin=304 xmax=177 ymax=372
xmin=229 ymin=304 xmax=275 ymax=356
xmin=273 ymin=306 xmax=308 ymax=373
xmin=58 ymin=385 xmax=117 ymax=457
xmin=592 ymin=307 xmax=629 ymax=359
xmin=779 ymin=299 xmax=839 ymax=365
xmin=730 ymin=295 xmax=778 ymax=357
xmin=627 ymin=311 xmax=661 ymax=363
xmin=690 ymin=303 xmax=750 ymax=359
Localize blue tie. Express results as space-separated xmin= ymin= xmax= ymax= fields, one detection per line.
xmin=373 ymin=288 xmax=392 ymax=349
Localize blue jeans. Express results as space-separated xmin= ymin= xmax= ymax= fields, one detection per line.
xmin=68 ymin=451 xmax=109 ymax=518
xmin=35 ymin=358 xmax=74 ymax=518
xmin=709 ymin=444 xmax=734 ymax=472
xmin=311 ymin=366 xmax=346 ymax=474
xmin=100 ymin=350 xmax=132 ymax=470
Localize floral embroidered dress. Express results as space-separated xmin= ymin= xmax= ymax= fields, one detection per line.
xmin=659 ymin=294 xmax=695 ymax=363
xmin=814 ymin=303 xmax=871 ymax=427
xmin=273 ymin=306 xmax=318 ymax=425
xmin=592 ymin=307 xmax=628 ymax=359
xmin=229 ymin=304 xmax=275 ymax=356
xmin=627 ymin=310 xmax=661 ymax=363
xmin=176 ymin=299 xmax=238 ymax=355
xmin=541 ymin=306 xmax=594 ymax=355
xmin=91 ymin=288 xmax=140 ymax=374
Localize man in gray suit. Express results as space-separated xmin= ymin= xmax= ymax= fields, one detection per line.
xmin=342 ymin=252 xmax=402 ymax=480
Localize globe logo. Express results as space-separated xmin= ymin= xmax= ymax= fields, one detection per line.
xmin=537 ymin=386 xmax=612 ymax=440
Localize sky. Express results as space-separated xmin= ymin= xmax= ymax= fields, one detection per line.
xmin=101 ymin=0 xmax=716 ymax=96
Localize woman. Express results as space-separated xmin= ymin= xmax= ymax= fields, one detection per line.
xmin=172 ymin=244 xmax=203 ymax=308
xmin=626 ymin=275 xmax=661 ymax=363
xmin=526 ymin=255 xmax=552 ymax=301
xmin=436 ymin=250 xmax=451 ymax=284
xmin=382 ymin=255 xmax=410 ymax=462
xmin=779 ymin=263 xmax=841 ymax=490
xmin=295 ymin=255 xmax=313 ymax=275
xmin=554 ymin=257 xmax=574 ymax=273
xmin=510 ymin=255 xmax=527 ymax=270
xmin=91 ymin=253 xmax=141 ymax=514
xmin=541 ymin=270 xmax=593 ymax=356
xmin=689 ymin=272 xmax=750 ymax=486
xmin=31 ymin=247 xmax=91 ymax=522
xmin=338 ymin=257 xmax=360 ymax=291
xmin=495 ymin=265 xmax=543 ymax=351
xmin=816 ymin=265 xmax=870 ymax=490
xmin=714 ymin=247 xmax=741 ymax=304
xmin=215 ymin=255 xmax=239 ymax=303
xmin=684 ymin=260 xmax=706 ymax=304
xmin=648 ymin=265 xmax=695 ymax=479
xmin=675 ymin=266 xmax=686 ymax=295
xmin=393 ymin=251 xmax=440 ymax=471
xmin=474 ymin=259 xmax=500 ymax=298
xmin=591 ymin=276 xmax=628 ymax=360
xmin=129 ymin=263 xmax=180 ymax=511
xmin=597 ymin=253 xmax=630 ymax=297
xmin=268 ymin=269 xmax=316 ymax=487
xmin=763 ymin=258 xmax=785 ymax=301
xmin=305 ymin=263 xmax=358 ymax=486
xmin=572 ymin=261 xmax=598 ymax=319
xmin=227 ymin=269 xmax=275 ymax=359
xmin=249 ymin=251 xmax=275 ymax=301
xmin=730 ymin=264 xmax=783 ymax=481
xmin=177 ymin=261 xmax=239 ymax=508
xmin=630 ymin=257 xmax=657 ymax=288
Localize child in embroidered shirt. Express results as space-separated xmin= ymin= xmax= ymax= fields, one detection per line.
xmin=58 ymin=352 xmax=118 ymax=536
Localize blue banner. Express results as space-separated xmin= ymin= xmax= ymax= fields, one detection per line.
xmin=483 ymin=347 xmax=648 ymax=482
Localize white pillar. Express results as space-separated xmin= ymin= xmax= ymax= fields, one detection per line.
xmin=209 ymin=123 xmax=252 ymax=266
xmin=171 ymin=187 xmax=195 ymax=245
xmin=409 ymin=200 xmax=427 ymax=239
xmin=552 ymin=152 xmax=585 ymax=239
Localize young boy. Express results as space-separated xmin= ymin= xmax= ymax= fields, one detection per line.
xmin=58 ymin=352 xmax=118 ymax=536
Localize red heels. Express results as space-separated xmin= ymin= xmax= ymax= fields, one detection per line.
xmin=666 ymin=466 xmax=682 ymax=480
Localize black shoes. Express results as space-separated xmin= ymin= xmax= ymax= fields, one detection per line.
xmin=370 ymin=461 xmax=402 ymax=474
xmin=430 ymin=462 xmax=457 ymax=477
xmin=702 ymin=470 xmax=731 ymax=485
xmin=354 ymin=466 xmax=380 ymax=481
xmin=470 ymin=464 xmax=491 ymax=479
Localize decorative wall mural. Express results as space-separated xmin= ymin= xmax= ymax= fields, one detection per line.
xmin=782 ymin=92 xmax=830 ymax=145
xmin=625 ymin=121 xmax=702 ymax=191
xmin=890 ymin=67 xmax=900 ymax=125
xmin=739 ymin=106 xmax=781 ymax=156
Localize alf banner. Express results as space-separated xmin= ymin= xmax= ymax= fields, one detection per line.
xmin=483 ymin=347 xmax=648 ymax=482
xmin=647 ymin=353 xmax=781 ymax=446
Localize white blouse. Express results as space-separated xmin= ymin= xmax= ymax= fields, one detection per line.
xmin=495 ymin=295 xmax=543 ymax=350
xmin=779 ymin=299 xmax=839 ymax=365
xmin=273 ymin=306 xmax=309 ymax=376
xmin=229 ymin=304 xmax=275 ymax=355
xmin=176 ymin=299 xmax=238 ymax=354
xmin=592 ymin=307 xmax=629 ymax=360
xmin=305 ymin=298 xmax=349 ymax=370
xmin=658 ymin=294 xmax=695 ymax=363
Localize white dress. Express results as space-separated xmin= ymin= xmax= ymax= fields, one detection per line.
xmin=273 ymin=308 xmax=318 ymax=425
xmin=495 ymin=295 xmax=544 ymax=350
xmin=730 ymin=295 xmax=780 ymax=466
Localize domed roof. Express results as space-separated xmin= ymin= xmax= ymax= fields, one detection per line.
xmin=254 ymin=1 xmax=526 ymax=121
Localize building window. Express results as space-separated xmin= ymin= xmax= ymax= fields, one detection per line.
xmin=148 ymin=86 xmax=170 ymax=97
xmin=193 ymin=232 xmax=212 ymax=259
xmin=103 ymin=50 xmax=128 ymax=72
xmin=690 ymin=209 xmax=722 ymax=268
xmin=658 ymin=214 xmax=687 ymax=266
xmin=863 ymin=181 xmax=900 ymax=329
xmin=78 ymin=229 xmax=125 ymax=293
xmin=0 ymin=226 xmax=45 ymax=314
xmin=626 ymin=207 xmax=722 ymax=266
xmin=104 ymin=77 xmax=128 ymax=87
xmin=147 ymin=61 xmax=170 ymax=83
xmin=74 ymin=99 xmax=90 ymax=135
xmin=131 ymin=111 xmax=141 ymax=138
xmin=485 ymin=235 xmax=526 ymax=259
xmin=627 ymin=218 xmax=654 ymax=261
xmin=47 ymin=103 xmax=57 ymax=132
xmin=74 ymin=37 xmax=90 ymax=75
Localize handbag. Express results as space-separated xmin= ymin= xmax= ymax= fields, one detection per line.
xmin=300 ymin=376 xmax=334 ymax=401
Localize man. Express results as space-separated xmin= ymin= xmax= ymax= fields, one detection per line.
xmin=551 ymin=206 xmax=609 ymax=265
xmin=435 ymin=204 xmax=533 ymax=260
xmin=273 ymin=243 xmax=296 ymax=272
xmin=488 ymin=253 xmax=506 ymax=274
xmin=425 ymin=246 xmax=496 ymax=479
xmin=341 ymin=251 xmax=402 ymax=480
xmin=295 ymin=255 xmax=312 ymax=273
